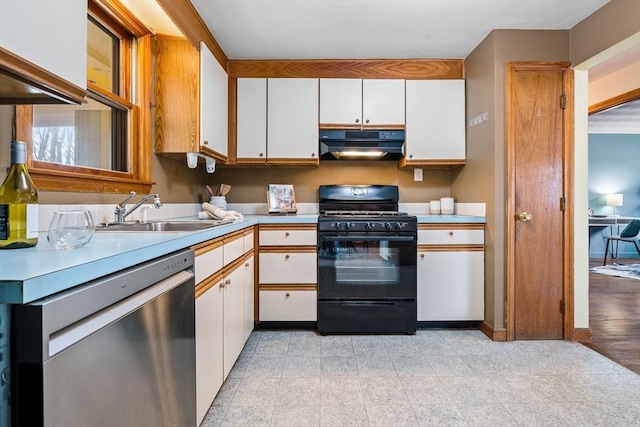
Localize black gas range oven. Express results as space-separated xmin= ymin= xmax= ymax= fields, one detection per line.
xmin=317 ymin=185 xmax=417 ymax=334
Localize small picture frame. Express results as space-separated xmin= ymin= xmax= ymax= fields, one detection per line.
xmin=267 ymin=184 xmax=298 ymax=215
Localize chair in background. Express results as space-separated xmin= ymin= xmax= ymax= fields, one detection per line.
xmin=603 ymin=219 xmax=640 ymax=265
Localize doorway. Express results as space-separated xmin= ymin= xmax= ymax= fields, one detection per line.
xmin=506 ymin=62 xmax=574 ymax=340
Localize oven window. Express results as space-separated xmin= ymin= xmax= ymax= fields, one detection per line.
xmin=320 ymin=240 xmax=400 ymax=285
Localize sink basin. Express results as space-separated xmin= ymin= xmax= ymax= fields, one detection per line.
xmin=96 ymin=220 xmax=232 ymax=232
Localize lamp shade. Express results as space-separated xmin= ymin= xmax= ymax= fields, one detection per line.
xmin=606 ymin=193 xmax=623 ymax=207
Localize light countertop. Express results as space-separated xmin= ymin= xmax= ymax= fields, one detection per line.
xmin=0 ymin=214 xmax=484 ymax=304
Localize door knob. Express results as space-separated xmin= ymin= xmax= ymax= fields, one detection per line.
xmin=518 ymin=212 xmax=533 ymax=222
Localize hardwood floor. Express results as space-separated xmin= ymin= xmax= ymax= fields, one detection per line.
xmin=584 ymin=258 xmax=640 ymax=375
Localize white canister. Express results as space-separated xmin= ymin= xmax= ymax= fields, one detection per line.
xmin=440 ymin=197 xmax=454 ymax=215
xmin=429 ymin=200 xmax=441 ymax=215
xmin=209 ymin=196 xmax=227 ymax=211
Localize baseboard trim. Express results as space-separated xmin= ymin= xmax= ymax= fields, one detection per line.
xmin=479 ymin=321 xmax=507 ymax=342
xmin=573 ymin=328 xmax=593 ymax=343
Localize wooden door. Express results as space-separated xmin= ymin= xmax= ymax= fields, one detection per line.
xmin=507 ymin=62 xmax=573 ymax=340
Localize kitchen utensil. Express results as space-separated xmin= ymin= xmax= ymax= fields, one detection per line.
xmin=206 ymin=185 xmax=215 ymax=197
xmin=47 ymin=210 xmax=95 ymax=249
xmin=220 ymin=184 xmax=231 ymax=196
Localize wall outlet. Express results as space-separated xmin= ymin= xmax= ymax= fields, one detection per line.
xmin=469 ymin=111 xmax=489 ymax=127
xmin=414 ymin=168 xmax=423 ymax=182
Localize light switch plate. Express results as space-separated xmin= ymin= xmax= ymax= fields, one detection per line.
xmin=414 ymin=168 xmax=423 ymax=181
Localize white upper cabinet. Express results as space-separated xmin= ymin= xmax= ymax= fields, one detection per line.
xmin=404 ymin=80 xmax=466 ymax=166
xmin=320 ymin=78 xmax=405 ymax=127
xmin=0 ymin=0 xmax=87 ymax=102
xmin=362 ymin=79 xmax=405 ymax=126
xmin=267 ymin=78 xmax=319 ymax=164
xmin=236 ymin=78 xmax=267 ymax=163
xmin=200 ymin=42 xmax=228 ymax=158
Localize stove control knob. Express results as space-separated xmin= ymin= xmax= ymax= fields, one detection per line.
xmin=384 ymin=222 xmax=392 ymax=230
xmin=395 ymin=223 xmax=402 ymax=230
xmin=344 ymin=222 xmax=352 ymax=230
xmin=364 ymin=223 xmax=373 ymax=231
xmin=333 ymin=222 xmax=342 ymax=230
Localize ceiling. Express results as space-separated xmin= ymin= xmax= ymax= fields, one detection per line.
xmin=589 ymin=98 xmax=640 ymax=134
xmin=190 ymin=0 xmax=609 ymax=60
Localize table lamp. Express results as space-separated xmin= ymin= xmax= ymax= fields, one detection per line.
xmin=606 ymin=193 xmax=623 ymax=217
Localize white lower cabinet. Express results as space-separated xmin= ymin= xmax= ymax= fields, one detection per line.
xmin=259 ymin=290 xmax=317 ymax=321
xmin=417 ymin=224 xmax=485 ymax=322
xmin=417 ymin=250 xmax=484 ymax=321
xmin=194 ymin=228 xmax=255 ymax=426
xmin=243 ymin=255 xmax=255 ymax=341
xmin=258 ymin=225 xmax=317 ymax=322
xmin=195 ymin=276 xmax=223 ymax=425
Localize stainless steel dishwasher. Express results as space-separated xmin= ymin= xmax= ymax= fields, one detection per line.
xmin=12 ymin=249 xmax=196 ymax=427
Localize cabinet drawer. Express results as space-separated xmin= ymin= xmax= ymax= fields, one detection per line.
xmin=224 ymin=233 xmax=244 ymax=265
xmin=259 ymin=290 xmax=317 ymax=321
xmin=195 ymin=244 xmax=223 ymax=284
xmin=259 ymin=228 xmax=316 ymax=246
xmin=418 ymin=227 xmax=484 ymax=245
xmin=243 ymin=230 xmax=254 ymax=252
xmin=259 ymin=252 xmax=317 ymax=284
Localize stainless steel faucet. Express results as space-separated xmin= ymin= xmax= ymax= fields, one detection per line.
xmin=114 ymin=191 xmax=162 ymax=222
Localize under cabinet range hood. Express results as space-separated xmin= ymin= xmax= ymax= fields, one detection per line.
xmin=319 ymin=129 xmax=405 ymax=160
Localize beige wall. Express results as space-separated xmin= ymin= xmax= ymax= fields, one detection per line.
xmin=570 ymin=0 xmax=640 ymax=330
xmin=570 ymin=0 xmax=640 ymax=66
xmin=211 ymin=164 xmax=451 ymax=204
xmin=451 ymin=30 xmax=570 ymax=332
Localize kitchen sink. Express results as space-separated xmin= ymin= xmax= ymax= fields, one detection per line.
xmin=96 ymin=220 xmax=233 ymax=232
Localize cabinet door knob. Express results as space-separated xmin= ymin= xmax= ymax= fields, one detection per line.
xmin=409 ymin=154 xmax=413 ymax=159
xmin=259 ymin=153 xmax=264 ymax=157
xmin=420 ymin=253 xmax=425 ymax=259
xmin=245 ymin=263 xmax=250 ymax=267
xmin=203 ymin=140 xmax=209 ymax=145
xmin=220 ymin=280 xmax=226 ymax=288
xmin=311 ymin=153 xmax=316 ymax=157
xmin=365 ymin=119 xmax=370 ymax=124
xmin=449 ymin=231 xmax=454 ymax=236
xmin=285 ymin=254 xmax=290 ymax=260
xmin=355 ymin=118 xmax=360 ymax=123
xmin=225 ymin=279 xmax=231 ymax=285
xmin=285 ymin=293 xmax=290 ymax=298
xmin=285 ymin=232 xmax=290 ymax=237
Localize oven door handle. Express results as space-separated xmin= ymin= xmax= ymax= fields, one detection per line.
xmin=340 ymin=302 xmax=397 ymax=307
xmin=320 ymin=234 xmax=415 ymax=242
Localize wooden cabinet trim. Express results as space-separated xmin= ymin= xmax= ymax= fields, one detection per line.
xmin=259 ymin=284 xmax=317 ymax=291
xmin=259 ymin=246 xmax=317 ymax=253
xmin=228 ymin=59 xmax=463 ymax=79
xmin=223 ymin=230 xmax=244 ymax=244
xmin=418 ymin=244 xmax=484 ymax=252
xmin=223 ymin=255 xmax=246 ymax=276
xmin=259 ymin=224 xmax=317 ymax=231
xmin=195 ymin=271 xmax=223 ymax=298
xmin=398 ymin=158 xmax=466 ymax=169
xmin=193 ymin=238 xmax=224 ymax=255
xmin=419 ymin=223 xmax=484 ymax=231
xmin=0 ymin=47 xmax=88 ymax=104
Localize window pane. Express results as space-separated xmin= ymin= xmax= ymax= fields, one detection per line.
xmin=32 ymin=99 xmax=128 ymax=172
xmin=87 ymin=17 xmax=118 ymax=93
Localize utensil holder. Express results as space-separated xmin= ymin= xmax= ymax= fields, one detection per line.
xmin=209 ymin=196 xmax=227 ymax=210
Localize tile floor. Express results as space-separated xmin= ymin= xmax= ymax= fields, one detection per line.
xmin=201 ymin=329 xmax=640 ymax=426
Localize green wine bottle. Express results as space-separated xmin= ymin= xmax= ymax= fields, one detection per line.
xmin=0 ymin=141 xmax=39 ymax=249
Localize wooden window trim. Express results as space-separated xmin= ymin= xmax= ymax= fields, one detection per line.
xmin=15 ymin=0 xmax=153 ymax=194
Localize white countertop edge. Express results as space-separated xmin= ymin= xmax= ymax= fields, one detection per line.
xmin=0 ymin=214 xmax=485 ymax=304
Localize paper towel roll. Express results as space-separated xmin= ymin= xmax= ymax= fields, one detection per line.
xmin=440 ymin=197 xmax=454 ymax=215
xmin=429 ymin=200 xmax=441 ymax=215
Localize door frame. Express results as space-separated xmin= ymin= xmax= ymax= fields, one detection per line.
xmin=505 ymin=61 xmax=575 ymax=341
